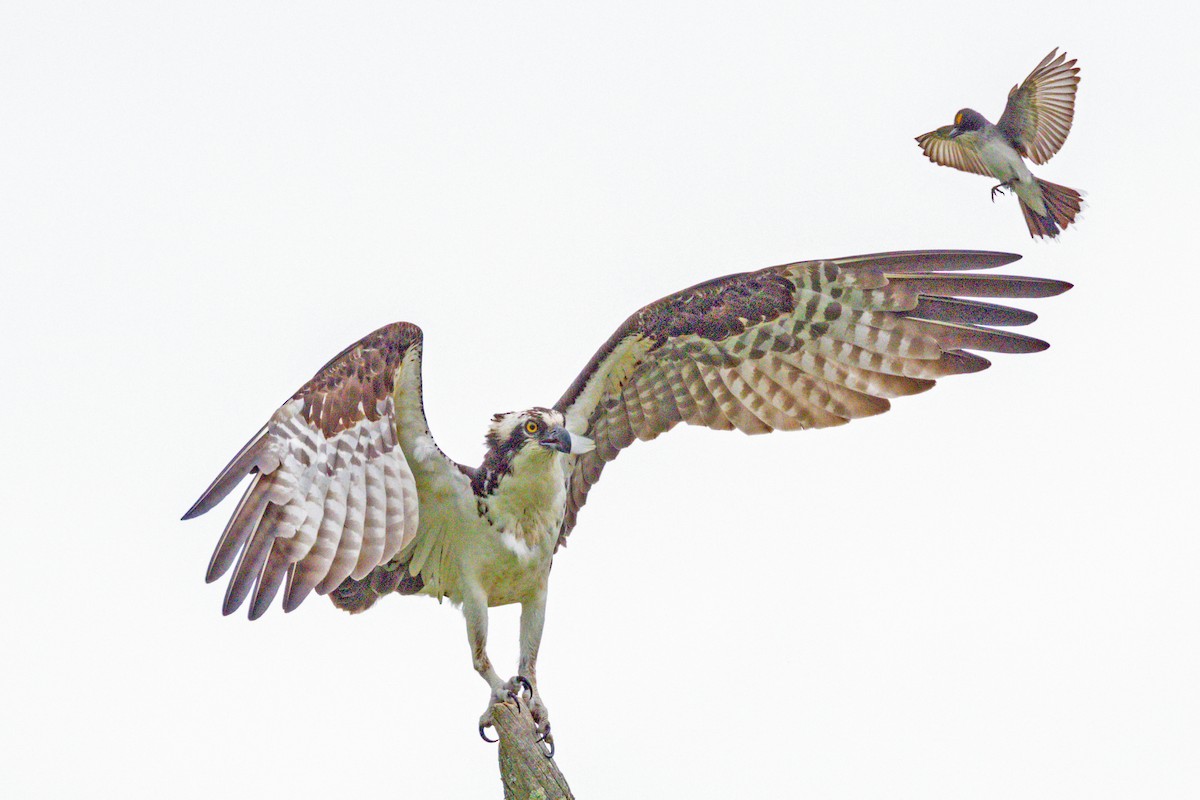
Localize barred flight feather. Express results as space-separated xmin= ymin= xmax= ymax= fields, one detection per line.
xmin=205 ymin=473 xmax=268 ymax=583
xmin=318 ymin=462 xmax=365 ymax=595
xmin=224 ymin=501 xmax=282 ymax=614
xmin=896 ymin=318 xmax=1048 ymax=355
xmin=888 ymin=274 xmax=1072 ymax=299
xmin=907 ymin=296 xmax=1038 ymax=327
xmin=678 ymin=358 xmax=724 ymax=428
xmin=827 ymin=250 xmax=1019 ymax=272
xmin=290 ymin=471 xmax=331 ymax=563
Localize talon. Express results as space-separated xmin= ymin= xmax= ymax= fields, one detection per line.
xmin=513 ymin=675 xmax=533 ymax=701
xmin=479 ymin=724 xmax=498 ymax=743
xmin=538 ymin=732 xmax=555 ymax=759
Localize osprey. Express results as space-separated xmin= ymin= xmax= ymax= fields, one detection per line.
xmin=916 ymin=48 xmax=1082 ymax=238
xmin=183 ymin=249 xmax=1069 ymax=756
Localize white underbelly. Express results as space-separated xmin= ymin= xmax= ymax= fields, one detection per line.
xmin=978 ymin=136 xmax=1045 ymax=214
xmin=979 ymin=137 xmax=1033 ymax=183
xmin=458 ymin=518 xmax=555 ymax=606
xmin=408 ymin=502 xmax=555 ymax=607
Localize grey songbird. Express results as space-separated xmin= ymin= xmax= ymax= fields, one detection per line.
xmin=916 ymin=48 xmax=1082 ymax=238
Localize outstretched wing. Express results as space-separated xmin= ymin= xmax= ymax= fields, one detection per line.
xmin=553 ymin=250 xmax=1070 ymax=545
xmin=183 ymin=322 xmax=431 ymax=619
xmin=996 ymin=48 xmax=1080 ymax=165
xmin=915 ymin=126 xmax=993 ymax=177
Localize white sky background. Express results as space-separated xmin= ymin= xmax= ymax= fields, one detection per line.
xmin=2 ymin=2 xmax=1197 ymax=797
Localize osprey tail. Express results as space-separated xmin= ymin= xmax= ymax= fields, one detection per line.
xmin=329 ymin=562 xmax=425 ymax=613
xmin=1020 ymin=178 xmax=1082 ymax=239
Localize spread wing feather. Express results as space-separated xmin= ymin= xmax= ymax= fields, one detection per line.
xmin=915 ymin=127 xmax=993 ymax=177
xmin=553 ymin=250 xmax=1070 ymax=545
xmin=183 ymin=322 xmax=431 ymax=619
xmin=997 ymin=48 xmax=1080 ymax=164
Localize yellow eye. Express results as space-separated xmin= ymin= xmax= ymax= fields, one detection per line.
xmin=954 ymin=112 xmax=963 ymax=126
xmin=524 ymin=420 xmax=540 ymax=435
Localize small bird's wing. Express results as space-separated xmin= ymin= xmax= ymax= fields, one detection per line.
xmin=915 ymin=126 xmax=994 ymax=177
xmin=553 ymin=251 xmax=1070 ymax=545
xmin=996 ymin=48 xmax=1080 ymax=165
xmin=183 ymin=322 xmax=439 ymax=619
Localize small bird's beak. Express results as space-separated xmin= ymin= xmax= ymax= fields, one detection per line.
xmin=540 ymin=426 xmax=595 ymax=455
xmin=948 ymin=126 xmax=962 ymax=138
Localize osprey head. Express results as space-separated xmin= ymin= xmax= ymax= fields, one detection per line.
xmin=485 ymin=408 xmax=594 ymax=457
xmin=474 ymin=408 xmax=594 ymax=497
xmin=950 ymin=108 xmax=988 ymax=137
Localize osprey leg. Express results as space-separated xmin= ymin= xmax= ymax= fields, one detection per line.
xmin=519 ymin=590 xmax=554 ymax=756
xmin=466 ymin=590 xmax=525 ymax=742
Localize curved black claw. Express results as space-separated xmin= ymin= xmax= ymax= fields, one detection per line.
xmin=513 ymin=675 xmax=533 ymax=702
xmin=990 ymin=182 xmax=1011 ymax=202
xmin=479 ymin=724 xmax=498 ymax=744
xmin=537 ymin=732 xmax=555 ymax=759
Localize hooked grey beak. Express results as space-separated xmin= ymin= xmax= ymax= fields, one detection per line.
xmin=540 ymin=426 xmax=595 ymax=455
xmin=948 ymin=126 xmax=962 ymax=138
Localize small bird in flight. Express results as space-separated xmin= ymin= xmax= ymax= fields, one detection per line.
xmin=916 ymin=48 xmax=1082 ymax=239
xmin=183 ymin=250 xmax=1070 ymax=756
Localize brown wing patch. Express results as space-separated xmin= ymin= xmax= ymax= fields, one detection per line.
xmin=639 ymin=271 xmax=797 ymax=342
xmin=294 ymin=323 xmax=420 ymax=437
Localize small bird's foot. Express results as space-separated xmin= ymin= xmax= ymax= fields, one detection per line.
xmin=477 ymin=676 xmax=536 ymax=743
xmin=990 ymin=181 xmax=1014 ymax=202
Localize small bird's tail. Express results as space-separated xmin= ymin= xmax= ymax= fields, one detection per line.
xmin=1020 ymin=179 xmax=1082 ymax=238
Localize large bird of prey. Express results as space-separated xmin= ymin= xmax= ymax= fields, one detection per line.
xmin=183 ymin=250 xmax=1069 ymax=756
xmin=916 ymin=48 xmax=1082 ymax=239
